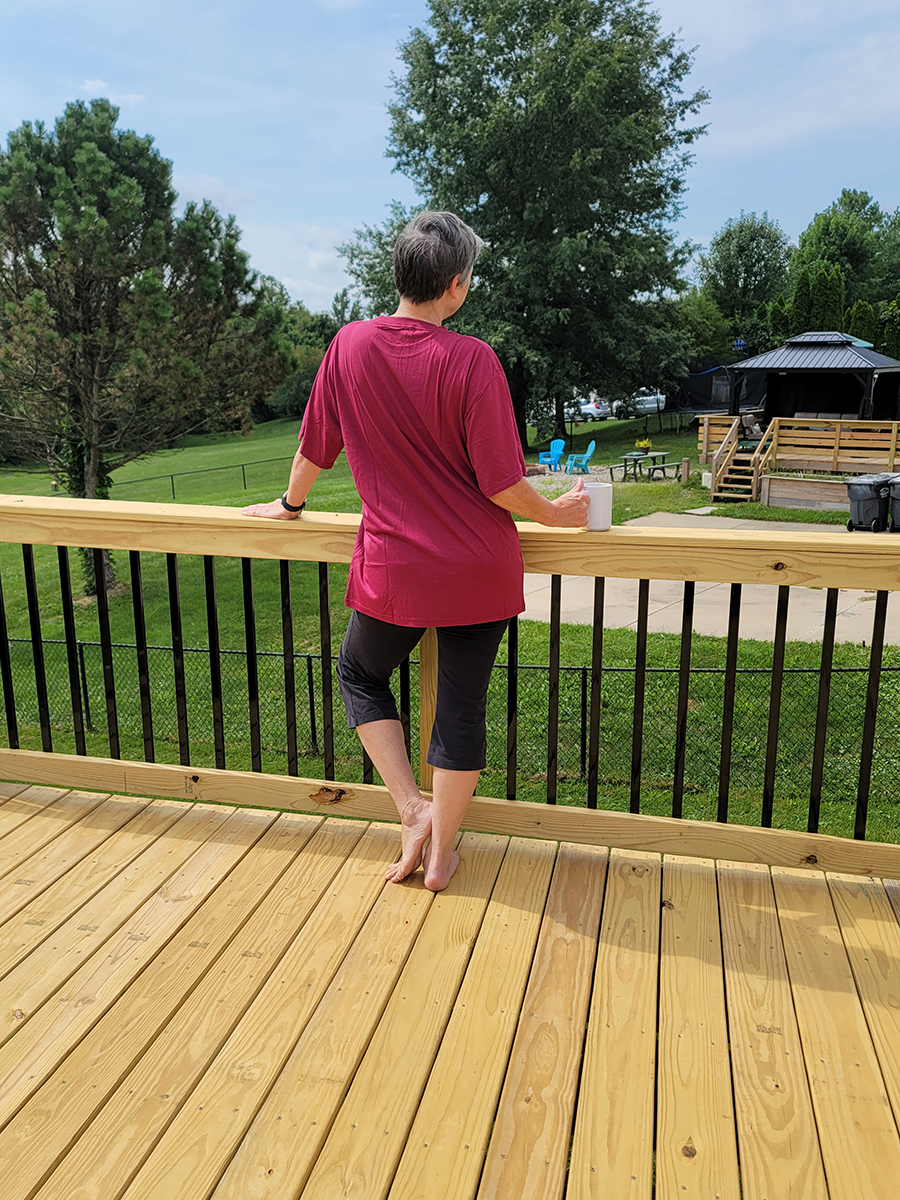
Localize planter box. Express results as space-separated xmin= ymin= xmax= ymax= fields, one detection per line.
xmin=760 ymin=475 xmax=849 ymax=511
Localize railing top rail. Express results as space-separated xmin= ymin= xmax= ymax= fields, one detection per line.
xmin=2 ymin=493 xmax=899 ymax=591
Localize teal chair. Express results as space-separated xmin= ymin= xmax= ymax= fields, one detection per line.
xmin=539 ymin=438 xmax=565 ymax=472
xmin=565 ymin=440 xmax=595 ymax=474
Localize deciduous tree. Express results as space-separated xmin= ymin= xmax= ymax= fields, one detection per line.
xmin=343 ymin=0 xmax=708 ymax=440
xmin=697 ymin=211 xmax=793 ymax=328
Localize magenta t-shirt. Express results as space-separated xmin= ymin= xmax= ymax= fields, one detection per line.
xmin=299 ymin=316 xmax=526 ymax=627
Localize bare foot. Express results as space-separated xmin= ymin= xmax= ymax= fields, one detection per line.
xmin=422 ymin=840 xmax=460 ymax=892
xmin=385 ymin=796 xmax=432 ymax=883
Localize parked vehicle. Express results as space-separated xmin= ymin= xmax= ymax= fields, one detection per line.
xmin=612 ymin=390 xmax=665 ymax=418
xmin=575 ymin=393 xmax=610 ymax=421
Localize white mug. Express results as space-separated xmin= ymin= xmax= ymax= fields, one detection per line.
xmin=582 ymin=481 xmax=613 ymax=531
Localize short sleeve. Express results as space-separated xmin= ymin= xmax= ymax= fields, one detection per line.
xmin=464 ymin=366 xmax=526 ymax=497
xmin=297 ymin=341 xmax=344 ymax=469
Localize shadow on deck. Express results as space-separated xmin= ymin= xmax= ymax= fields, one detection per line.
xmin=0 ymin=779 xmax=899 ymax=1199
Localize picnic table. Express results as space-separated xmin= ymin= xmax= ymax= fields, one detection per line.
xmin=615 ymin=451 xmax=653 ymax=481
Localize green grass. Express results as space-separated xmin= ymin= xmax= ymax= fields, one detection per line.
xmin=3 ymin=418 xmax=898 ymax=844
xmin=709 ymin=501 xmax=849 ymax=525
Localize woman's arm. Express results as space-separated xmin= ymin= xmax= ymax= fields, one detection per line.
xmin=241 ymin=448 xmax=322 ymax=520
xmin=489 ymin=477 xmax=589 ymax=527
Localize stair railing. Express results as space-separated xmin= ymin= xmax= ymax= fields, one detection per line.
xmin=710 ymin=418 xmax=741 ymax=496
xmin=750 ymin=419 xmax=778 ymax=501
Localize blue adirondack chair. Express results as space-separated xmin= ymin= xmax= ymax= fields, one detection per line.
xmin=538 ymin=438 xmax=565 ymax=472
xmin=566 ymin=441 xmax=596 ymax=474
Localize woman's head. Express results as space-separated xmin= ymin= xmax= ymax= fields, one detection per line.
xmin=393 ymin=211 xmax=483 ymax=305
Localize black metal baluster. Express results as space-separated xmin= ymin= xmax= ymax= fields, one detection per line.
xmin=629 ymin=580 xmax=650 ymax=813
xmin=717 ymin=583 xmax=742 ymax=823
xmin=242 ymin=558 xmax=261 ymax=772
xmin=672 ymin=581 xmax=695 ymax=819
xmin=57 ymin=547 xmax=86 ymax=756
xmin=400 ymin=657 xmax=411 ymax=761
xmin=92 ymin=548 xmax=120 ymax=760
xmin=586 ymin=578 xmax=604 ymax=810
xmin=546 ymin=575 xmax=562 ymax=805
xmin=166 ymin=553 xmax=189 ymax=765
xmin=204 ymin=556 xmax=226 ymax=769
xmin=506 ymin=616 xmax=518 ymax=801
xmin=808 ymin=588 xmax=839 ymax=834
xmin=0 ymin=565 xmax=19 ymax=749
xmin=22 ymin=545 xmax=52 ymax=753
xmin=129 ymin=551 xmax=154 ymax=762
xmin=580 ymin=667 xmax=588 ymax=779
xmin=280 ymin=561 xmax=298 ymax=777
xmin=318 ymin=563 xmax=334 ymax=780
xmin=78 ymin=642 xmax=93 ymax=732
xmin=854 ymin=590 xmax=888 ymax=841
xmin=306 ymin=655 xmax=319 ymax=753
xmin=362 ymin=747 xmax=374 ymax=784
xmin=762 ymin=586 xmax=790 ymax=827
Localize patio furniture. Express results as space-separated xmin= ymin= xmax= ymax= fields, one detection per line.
xmin=565 ymin=441 xmax=596 ymax=475
xmin=613 ymin=451 xmax=651 ymax=481
xmin=538 ymin=439 xmax=565 ymax=472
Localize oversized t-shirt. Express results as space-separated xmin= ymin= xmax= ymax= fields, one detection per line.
xmin=299 ymin=316 xmax=526 ymax=627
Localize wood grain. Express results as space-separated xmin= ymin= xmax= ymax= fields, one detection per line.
xmin=211 ymin=863 xmax=437 ymax=1198
xmin=656 ymin=855 xmax=740 ymax=1200
xmin=0 ymin=806 xmax=269 ymax=1126
xmin=33 ymin=817 xmax=364 ymax=1200
xmin=0 ymin=812 xmax=324 ymax=1200
xmin=0 ymin=798 xmax=191 ymax=981
xmin=568 ymin=848 xmax=661 ymax=1200
xmin=0 ymin=793 xmax=149 ymax=926
xmin=477 ymin=843 xmax=607 ymax=1200
xmin=7 ymin=749 xmax=900 ymax=878
xmin=119 ymin=823 xmax=399 ymax=1200
xmin=300 ymin=832 xmax=508 ymax=1200
xmin=773 ymin=866 xmax=900 ymax=1198
xmin=827 ymin=871 xmax=900 ymax=1136
xmin=0 ymin=788 xmax=113 ymax=882
xmin=386 ymin=838 xmax=558 ymax=1200
xmin=717 ymin=860 xmax=827 ymax=1199
xmin=4 ymin=493 xmax=900 ymax=589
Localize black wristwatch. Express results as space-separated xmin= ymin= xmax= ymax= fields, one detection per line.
xmin=281 ymin=494 xmax=306 ymax=513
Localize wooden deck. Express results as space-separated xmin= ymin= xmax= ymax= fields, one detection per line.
xmin=1 ymin=780 xmax=900 ymax=1199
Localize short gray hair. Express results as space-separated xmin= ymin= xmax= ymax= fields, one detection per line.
xmin=393 ymin=211 xmax=483 ymax=305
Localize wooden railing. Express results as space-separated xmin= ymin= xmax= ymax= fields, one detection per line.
xmin=751 ymin=420 xmax=778 ymax=501
xmin=760 ymin=418 xmax=900 ymax=475
xmin=3 ymin=495 xmax=900 ymax=871
xmin=698 ymin=414 xmax=737 ymax=463
xmin=709 ymin=418 xmax=741 ymax=496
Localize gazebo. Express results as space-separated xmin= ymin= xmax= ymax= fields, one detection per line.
xmin=730 ymin=331 xmax=900 ymax=420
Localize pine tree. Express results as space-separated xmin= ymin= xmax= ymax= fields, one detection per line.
xmin=847 ymin=299 xmax=877 ymax=344
xmin=790 ymin=268 xmax=812 ymax=333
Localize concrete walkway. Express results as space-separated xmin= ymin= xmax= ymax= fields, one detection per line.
xmin=523 ymin=510 xmax=899 ymax=644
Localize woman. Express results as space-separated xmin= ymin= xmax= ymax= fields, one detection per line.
xmin=243 ymin=211 xmax=588 ymax=889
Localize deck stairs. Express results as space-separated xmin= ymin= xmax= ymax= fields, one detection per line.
xmin=711 ymin=447 xmax=756 ymax=500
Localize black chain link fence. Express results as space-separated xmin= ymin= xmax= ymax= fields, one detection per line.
xmin=4 ymin=638 xmax=900 ymax=833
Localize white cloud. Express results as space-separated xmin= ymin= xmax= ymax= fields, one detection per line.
xmin=69 ymin=78 xmax=144 ymax=105
xmin=241 ymin=220 xmax=354 ymax=308
xmin=173 ymin=173 xmax=255 ymax=211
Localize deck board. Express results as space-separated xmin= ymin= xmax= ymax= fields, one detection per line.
xmin=1 ymin=791 xmax=900 ymax=1198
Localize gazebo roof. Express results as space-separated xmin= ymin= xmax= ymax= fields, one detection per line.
xmin=733 ymin=332 xmax=900 ymax=373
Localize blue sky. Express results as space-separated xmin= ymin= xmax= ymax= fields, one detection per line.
xmin=1 ymin=0 xmax=898 ymax=309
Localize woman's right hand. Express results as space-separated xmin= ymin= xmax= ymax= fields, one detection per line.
xmin=551 ymin=480 xmax=591 ymax=527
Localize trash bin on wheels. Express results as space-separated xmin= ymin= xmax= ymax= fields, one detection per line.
xmin=890 ymin=477 xmax=900 ymax=532
xmin=846 ymin=473 xmax=894 ymax=532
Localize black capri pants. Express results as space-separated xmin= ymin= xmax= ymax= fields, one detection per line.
xmin=337 ymin=610 xmax=509 ymax=772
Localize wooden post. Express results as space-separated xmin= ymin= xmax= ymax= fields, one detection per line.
xmin=701 ymin=417 xmax=709 ymax=464
xmin=680 ymin=457 xmax=690 ymax=485
xmin=890 ymin=421 xmax=898 ymax=471
xmin=418 ymin=627 xmax=438 ymax=792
